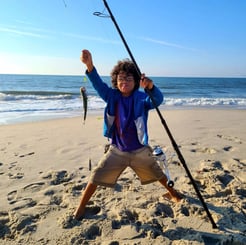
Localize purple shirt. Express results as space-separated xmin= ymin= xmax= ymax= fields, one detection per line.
xmin=112 ymin=94 xmax=143 ymax=151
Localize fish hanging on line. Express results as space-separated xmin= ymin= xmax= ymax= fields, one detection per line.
xmin=80 ymin=87 xmax=88 ymax=123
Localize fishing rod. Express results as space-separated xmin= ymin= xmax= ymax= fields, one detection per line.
xmin=98 ymin=0 xmax=217 ymax=229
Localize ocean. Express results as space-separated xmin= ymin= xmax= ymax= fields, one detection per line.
xmin=0 ymin=74 xmax=246 ymax=125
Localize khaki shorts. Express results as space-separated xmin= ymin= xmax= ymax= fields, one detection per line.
xmin=89 ymin=145 xmax=165 ymax=187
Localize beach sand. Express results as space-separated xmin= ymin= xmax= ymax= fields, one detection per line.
xmin=0 ymin=109 xmax=245 ymax=244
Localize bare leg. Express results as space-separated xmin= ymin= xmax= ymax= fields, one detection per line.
xmin=74 ymin=182 xmax=97 ymax=220
xmin=159 ymin=176 xmax=182 ymax=202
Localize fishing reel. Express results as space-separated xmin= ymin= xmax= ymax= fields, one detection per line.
xmin=152 ymin=146 xmax=174 ymax=188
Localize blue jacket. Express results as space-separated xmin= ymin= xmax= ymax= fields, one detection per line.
xmin=86 ymin=67 xmax=164 ymax=145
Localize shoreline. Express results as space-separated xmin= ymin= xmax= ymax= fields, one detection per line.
xmin=0 ymin=109 xmax=245 ymax=244
xmin=1 ymin=106 xmax=245 ymax=126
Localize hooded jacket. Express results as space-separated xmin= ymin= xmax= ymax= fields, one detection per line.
xmin=86 ymin=67 xmax=164 ymax=145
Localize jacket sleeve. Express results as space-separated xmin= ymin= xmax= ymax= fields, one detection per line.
xmin=144 ymin=85 xmax=164 ymax=109
xmin=86 ymin=67 xmax=111 ymax=102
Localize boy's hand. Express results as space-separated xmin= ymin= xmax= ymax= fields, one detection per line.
xmin=81 ymin=49 xmax=94 ymax=72
xmin=140 ymin=74 xmax=153 ymax=90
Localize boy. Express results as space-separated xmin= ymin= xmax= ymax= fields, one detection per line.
xmin=74 ymin=50 xmax=181 ymax=220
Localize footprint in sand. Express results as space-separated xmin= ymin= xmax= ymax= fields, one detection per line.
xmin=23 ymin=182 xmax=45 ymax=192
xmin=154 ymin=202 xmax=174 ymax=218
xmin=11 ymin=198 xmax=37 ymax=211
xmin=190 ymin=147 xmax=217 ymax=154
xmin=7 ymin=182 xmax=45 ymax=210
xmin=7 ymin=190 xmax=18 ymax=204
xmin=7 ymin=190 xmax=37 ymax=210
xmin=83 ymin=206 xmax=101 ymax=218
xmin=41 ymin=170 xmax=72 ymax=185
xmin=217 ymin=134 xmax=242 ymax=144
xmin=8 ymin=172 xmax=24 ymax=179
xmin=71 ymin=183 xmax=87 ymax=196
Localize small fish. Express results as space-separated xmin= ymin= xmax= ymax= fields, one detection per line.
xmin=80 ymin=87 xmax=88 ymax=123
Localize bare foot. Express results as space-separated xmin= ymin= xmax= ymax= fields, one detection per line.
xmin=73 ymin=207 xmax=85 ymax=221
xmin=73 ymin=206 xmax=101 ymax=220
xmin=163 ymin=192 xmax=182 ymax=202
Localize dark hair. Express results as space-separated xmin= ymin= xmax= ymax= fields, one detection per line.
xmin=110 ymin=59 xmax=140 ymax=90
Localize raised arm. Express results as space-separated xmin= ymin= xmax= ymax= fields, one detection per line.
xmin=80 ymin=49 xmax=94 ymax=73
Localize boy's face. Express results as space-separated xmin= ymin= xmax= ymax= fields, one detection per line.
xmin=117 ymin=71 xmax=135 ymax=97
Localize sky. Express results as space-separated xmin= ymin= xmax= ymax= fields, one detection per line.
xmin=0 ymin=0 xmax=246 ymax=77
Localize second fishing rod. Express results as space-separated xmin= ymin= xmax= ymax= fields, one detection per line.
xmin=99 ymin=0 xmax=217 ymax=229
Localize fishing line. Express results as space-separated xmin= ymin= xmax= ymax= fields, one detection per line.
xmin=62 ymin=0 xmax=67 ymax=8
xmin=95 ymin=0 xmax=217 ymax=229
xmin=93 ymin=6 xmax=126 ymax=65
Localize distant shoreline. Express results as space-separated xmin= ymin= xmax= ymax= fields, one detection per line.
xmin=1 ymin=107 xmax=245 ymax=126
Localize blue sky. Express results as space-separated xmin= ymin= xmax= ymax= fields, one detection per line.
xmin=0 ymin=0 xmax=245 ymax=77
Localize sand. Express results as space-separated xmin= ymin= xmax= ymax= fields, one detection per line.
xmin=0 ymin=109 xmax=245 ymax=244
